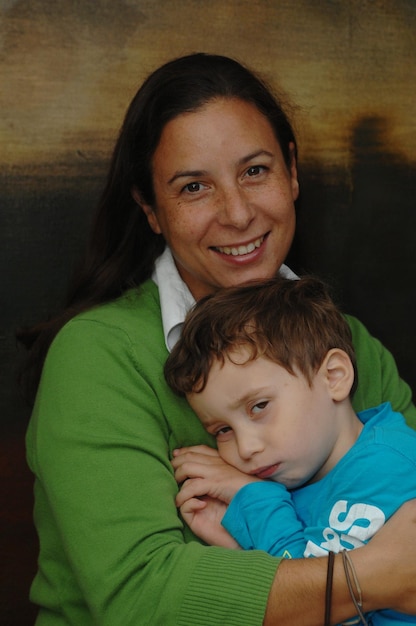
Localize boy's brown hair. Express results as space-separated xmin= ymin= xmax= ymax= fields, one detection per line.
xmin=164 ymin=275 xmax=357 ymax=396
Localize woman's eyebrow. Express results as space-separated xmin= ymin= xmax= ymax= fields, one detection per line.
xmin=167 ymin=150 xmax=275 ymax=186
xmin=168 ymin=169 xmax=208 ymax=185
xmin=239 ymin=149 xmax=274 ymax=165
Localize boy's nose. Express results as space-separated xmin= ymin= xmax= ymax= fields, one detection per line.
xmin=236 ymin=433 xmax=264 ymax=461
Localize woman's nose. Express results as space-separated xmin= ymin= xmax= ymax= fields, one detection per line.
xmin=217 ymin=185 xmax=255 ymax=229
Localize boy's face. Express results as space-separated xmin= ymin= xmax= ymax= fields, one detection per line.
xmin=187 ymin=348 xmax=353 ymax=489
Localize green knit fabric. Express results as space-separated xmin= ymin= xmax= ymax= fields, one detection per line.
xmin=26 ymin=280 xmax=416 ymax=625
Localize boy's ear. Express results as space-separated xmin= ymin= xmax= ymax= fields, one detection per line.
xmin=321 ymin=348 xmax=354 ymax=401
xmin=131 ymin=186 xmax=162 ymax=235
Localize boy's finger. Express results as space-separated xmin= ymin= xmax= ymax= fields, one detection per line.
xmin=172 ymin=445 xmax=219 ymax=457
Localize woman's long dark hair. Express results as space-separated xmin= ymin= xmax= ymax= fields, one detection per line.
xmin=17 ymin=52 xmax=298 ymax=403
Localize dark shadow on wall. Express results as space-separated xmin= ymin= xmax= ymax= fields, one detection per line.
xmin=290 ymin=114 xmax=416 ymax=397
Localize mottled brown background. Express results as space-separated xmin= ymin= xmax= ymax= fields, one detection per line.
xmin=1 ymin=1 xmax=415 ymax=623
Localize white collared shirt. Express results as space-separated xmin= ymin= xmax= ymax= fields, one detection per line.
xmin=152 ymin=246 xmax=298 ymax=352
xmin=152 ymin=247 xmax=196 ymax=351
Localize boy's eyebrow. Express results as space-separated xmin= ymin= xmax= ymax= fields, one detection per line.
xmin=227 ymin=386 xmax=270 ymax=410
xmin=197 ymin=385 xmax=270 ymax=428
xmin=167 ymin=150 xmax=274 ymax=185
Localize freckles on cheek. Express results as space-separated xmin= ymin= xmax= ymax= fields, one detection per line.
xmin=173 ymin=201 xmax=191 ymax=226
xmin=174 ymin=206 xmax=200 ymax=237
xmin=164 ymin=203 xmax=186 ymax=232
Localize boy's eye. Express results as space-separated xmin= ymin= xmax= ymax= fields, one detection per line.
xmin=215 ymin=426 xmax=232 ymax=437
xmin=252 ymin=400 xmax=268 ymax=414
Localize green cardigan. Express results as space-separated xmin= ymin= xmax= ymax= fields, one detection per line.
xmin=26 ymin=280 xmax=416 ymax=625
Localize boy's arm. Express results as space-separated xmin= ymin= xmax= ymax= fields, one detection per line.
xmin=174 ymin=447 xmax=306 ymax=557
xmin=222 ymin=482 xmax=306 ymax=558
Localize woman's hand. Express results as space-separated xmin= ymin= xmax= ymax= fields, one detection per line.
xmin=172 ymin=444 xmax=260 ymax=504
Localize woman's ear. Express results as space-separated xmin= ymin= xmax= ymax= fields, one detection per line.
xmin=131 ymin=186 xmax=162 ymax=235
xmin=321 ymin=348 xmax=355 ymax=402
xmin=288 ymin=142 xmax=299 ymax=201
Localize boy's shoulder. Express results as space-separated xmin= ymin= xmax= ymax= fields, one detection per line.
xmin=359 ymin=402 xmax=416 ymax=462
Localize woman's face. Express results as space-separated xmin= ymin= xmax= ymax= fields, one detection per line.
xmin=141 ymin=97 xmax=299 ymax=300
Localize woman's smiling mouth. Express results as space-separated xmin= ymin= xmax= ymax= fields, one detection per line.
xmin=213 ymin=235 xmax=266 ymax=256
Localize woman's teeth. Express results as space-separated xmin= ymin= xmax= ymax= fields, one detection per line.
xmin=216 ymin=236 xmax=264 ymax=256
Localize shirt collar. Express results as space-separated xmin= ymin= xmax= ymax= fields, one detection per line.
xmin=152 ymin=246 xmax=298 ymax=352
xmin=152 ymin=247 xmax=195 ymax=352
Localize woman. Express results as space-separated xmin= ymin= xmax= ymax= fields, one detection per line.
xmin=21 ymin=52 xmax=416 ymax=625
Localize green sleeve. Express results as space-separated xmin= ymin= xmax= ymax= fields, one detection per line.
xmin=27 ymin=313 xmax=279 ymax=626
xmin=346 ymin=314 xmax=416 ymax=430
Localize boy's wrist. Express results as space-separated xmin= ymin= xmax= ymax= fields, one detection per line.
xmin=224 ymin=475 xmax=263 ymax=503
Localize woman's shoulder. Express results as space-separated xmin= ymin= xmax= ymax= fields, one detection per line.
xmin=76 ymin=279 xmax=160 ymax=325
xmin=344 ymin=313 xmax=379 ymax=344
xmin=344 ymin=314 xmax=416 ymax=427
xmin=344 ymin=314 xmax=390 ymax=368
xmin=50 ymin=279 xmax=164 ymax=360
xmin=60 ymin=280 xmax=161 ymax=339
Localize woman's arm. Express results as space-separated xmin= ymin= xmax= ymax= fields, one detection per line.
xmin=28 ymin=315 xmax=279 ymax=626
xmin=264 ymin=500 xmax=416 ymax=625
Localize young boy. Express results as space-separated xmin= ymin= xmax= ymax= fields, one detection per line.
xmin=165 ymin=276 xmax=416 ymax=626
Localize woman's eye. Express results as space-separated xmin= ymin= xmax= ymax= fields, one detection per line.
xmin=183 ymin=182 xmax=202 ymax=193
xmin=252 ymin=401 xmax=268 ymax=414
xmin=246 ymin=165 xmax=265 ymax=177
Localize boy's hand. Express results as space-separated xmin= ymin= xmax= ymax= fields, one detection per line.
xmin=179 ymin=494 xmax=240 ymax=548
xmin=172 ymin=444 xmax=260 ymax=505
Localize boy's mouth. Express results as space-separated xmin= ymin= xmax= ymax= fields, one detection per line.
xmin=253 ymin=463 xmax=281 ymax=479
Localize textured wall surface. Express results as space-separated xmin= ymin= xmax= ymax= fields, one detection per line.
xmin=1 ymin=1 xmax=415 ymax=622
